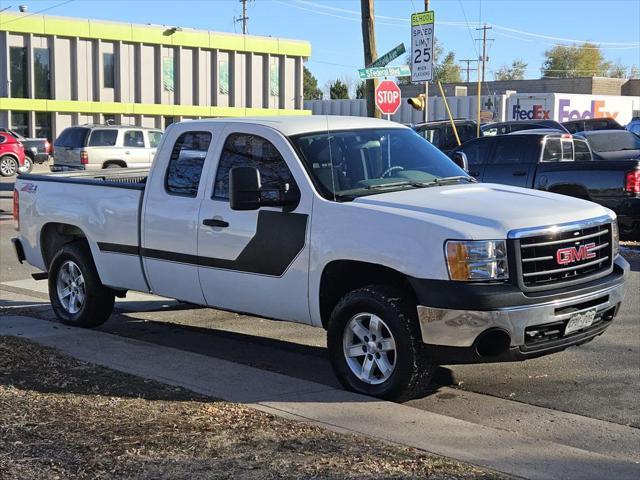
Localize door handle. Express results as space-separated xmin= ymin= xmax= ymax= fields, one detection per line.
xmin=124 ymin=151 xmax=131 ymax=155
xmin=203 ymin=218 xmax=229 ymax=228
xmin=513 ymin=171 xmax=527 ymax=176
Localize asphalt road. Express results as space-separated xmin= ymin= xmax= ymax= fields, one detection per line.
xmin=1 ymin=168 xmax=639 ymax=443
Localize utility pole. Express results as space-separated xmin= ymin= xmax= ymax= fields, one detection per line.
xmin=360 ymin=0 xmax=379 ymax=118
xmin=459 ymin=59 xmax=478 ymax=83
xmin=236 ymin=0 xmax=249 ymax=35
xmin=475 ymin=24 xmax=493 ymax=83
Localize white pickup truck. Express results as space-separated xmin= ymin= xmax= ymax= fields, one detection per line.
xmin=12 ymin=116 xmax=629 ymax=400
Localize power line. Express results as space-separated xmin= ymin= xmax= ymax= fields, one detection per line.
xmin=0 ymin=0 xmax=75 ymax=26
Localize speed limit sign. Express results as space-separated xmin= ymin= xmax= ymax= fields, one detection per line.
xmin=410 ymin=11 xmax=434 ymax=83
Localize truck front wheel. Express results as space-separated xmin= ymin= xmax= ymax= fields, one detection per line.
xmin=48 ymin=242 xmax=115 ymax=328
xmin=327 ymin=285 xmax=435 ymax=401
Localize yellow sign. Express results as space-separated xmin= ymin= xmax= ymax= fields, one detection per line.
xmin=411 ymin=11 xmax=434 ymax=26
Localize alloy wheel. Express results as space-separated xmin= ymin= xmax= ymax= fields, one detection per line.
xmin=342 ymin=313 xmax=397 ymax=385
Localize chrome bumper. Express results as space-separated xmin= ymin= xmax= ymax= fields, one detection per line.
xmin=417 ymin=281 xmax=626 ymax=348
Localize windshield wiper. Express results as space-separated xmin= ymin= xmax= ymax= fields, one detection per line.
xmin=364 ymin=181 xmax=427 ymax=190
xmin=432 ymin=175 xmax=477 ymax=184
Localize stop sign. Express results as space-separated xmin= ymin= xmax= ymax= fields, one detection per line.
xmin=375 ymin=80 xmax=401 ymax=115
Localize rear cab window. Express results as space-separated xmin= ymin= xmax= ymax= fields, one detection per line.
xmin=165 ymin=131 xmax=212 ymax=197
xmin=489 ymin=136 xmax=537 ymax=164
xmin=88 ymin=129 xmax=118 ymax=147
xmin=542 ymin=136 xmax=576 ymax=161
xmin=573 ymin=139 xmax=591 ymax=161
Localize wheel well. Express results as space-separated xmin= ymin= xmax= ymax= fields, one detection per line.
xmin=318 ymin=260 xmax=417 ymax=329
xmin=103 ymin=160 xmax=127 ymax=168
xmin=1 ymin=153 xmax=19 ymax=161
xmin=41 ymin=223 xmax=89 ymax=270
xmin=548 ymin=184 xmax=590 ymax=200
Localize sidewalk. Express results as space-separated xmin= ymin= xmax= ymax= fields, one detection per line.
xmin=1 ymin=315 xmax=638 ymax=480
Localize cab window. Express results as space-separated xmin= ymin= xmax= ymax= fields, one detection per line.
xmin=165 ymin=131 xmax=212 ymax=197
xmin=214 ymin=133 xmax=296 ymax=201
xmin=457 ymin=138 xmax=492 ymax=166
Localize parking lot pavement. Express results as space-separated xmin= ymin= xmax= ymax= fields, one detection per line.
xmin=1 ymin=170 xmax=639 ymax=467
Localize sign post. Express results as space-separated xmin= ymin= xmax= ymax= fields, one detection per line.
xmin=410 ymin=10 xmax=434 ymax=122
xmin=375 ymin=80 xmax=402 ymax=119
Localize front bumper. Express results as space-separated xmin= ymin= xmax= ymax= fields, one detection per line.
xmin=415 ymin=255 xmax=629 ymax=364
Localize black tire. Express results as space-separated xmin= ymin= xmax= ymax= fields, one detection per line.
xmin=0 ymin=155 xmax=18 ymax=177
xmin=48 ymin=241 xmax=115 ymax=328
xmin=327 ymin=285 xmax=435 ymax=401
xmin=104 ymin=163 xmax=123 ymax=169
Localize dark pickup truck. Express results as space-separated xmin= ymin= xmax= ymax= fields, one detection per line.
xmin=0 ymin=128 xmax=50 ymax=172
xmin=450 ymin=131 xmax=640 ymax=239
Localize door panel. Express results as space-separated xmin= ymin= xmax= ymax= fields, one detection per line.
xmin=482 ymin=137 xmax=536 ymax=188
xmin=197 ymin=125 xmax=312 ymax=323
xmin=123 ymin=129 xmax=149 ymax=167
xmin=142 ymin=127 xmax=218 ymax=303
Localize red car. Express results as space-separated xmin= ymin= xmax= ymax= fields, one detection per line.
xmin=0 ymin=133 xmax=26 ymax=177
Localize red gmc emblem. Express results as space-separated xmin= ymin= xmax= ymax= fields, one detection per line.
xmin=556 ymin=243 xmax=597 ymax=265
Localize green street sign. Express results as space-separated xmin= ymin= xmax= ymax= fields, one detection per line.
xmin=358 ymin=65 xmax=411 ymax=79
xmin=367 ymin=43 xmax=406 ymax=68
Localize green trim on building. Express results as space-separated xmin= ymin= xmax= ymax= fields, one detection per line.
xmin=0 ymin=12 xmax=311 ymax=57
xmin=0 ymin=98 xmax=311 ymax=117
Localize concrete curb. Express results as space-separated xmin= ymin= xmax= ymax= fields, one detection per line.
xmin=1 ymin=315 xmax=639 ymax=480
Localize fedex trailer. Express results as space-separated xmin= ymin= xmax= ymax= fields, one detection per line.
xmin=506 ymin=93 xmax=640 ymax=125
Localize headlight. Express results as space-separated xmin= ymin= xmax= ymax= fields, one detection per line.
xmin=445 ymin=240 xmax=509 ymax=281
xmin=611 ymin=220 xmax=619 ymax=258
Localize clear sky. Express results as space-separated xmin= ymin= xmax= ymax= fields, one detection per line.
xmin=3 ymin=0 xmax=639 ymax=94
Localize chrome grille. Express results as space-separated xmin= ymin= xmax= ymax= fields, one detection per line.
xmin=518 ymin=222 xmax=613 ymax=289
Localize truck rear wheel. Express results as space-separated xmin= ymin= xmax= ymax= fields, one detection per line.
xmin=48 ymin=242 xmax=115 ymax=328
xmin=327 ymin=285 xmax=435 ymax=401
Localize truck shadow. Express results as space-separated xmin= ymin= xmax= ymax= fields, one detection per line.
xmin=101 ymin=312 xmax=458 ymax=400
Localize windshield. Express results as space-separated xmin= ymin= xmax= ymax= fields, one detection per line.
xmin=586 ymin=131 xmax=640 ymax=152
xmin=291 ymin=128 xmax=470 ymax=200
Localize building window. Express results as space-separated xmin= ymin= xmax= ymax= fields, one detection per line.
xmin=11 ymin=111 xmax=29 ymax=137
xmin=218 ymin=58 xmax=229 ymax=95
xmin=164 ymin=116 xmax=176 ymax=129
xmin=269 ymin=57 xmax=280 ymax=97
xmin=35 ymin=112 xmax=52 ymax=141
xmin=163 ymin=56 xmax=174 ymax=92
xmin=103 ymin=52 xmax=115 ymax=88
xmin=34 ymin=48 xmax=51 ymax=99
xmin=9 ymin=47 xmax=28 ymax=98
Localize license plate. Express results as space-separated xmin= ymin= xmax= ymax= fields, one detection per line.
xmin=565 ymin=308 xmax=597 ymax=335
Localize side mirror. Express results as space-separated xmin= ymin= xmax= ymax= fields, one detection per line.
xmin=452 ymin=151 xmax=469 ymax=172
xmin=230 ymin=166 xmax=262 ymax=211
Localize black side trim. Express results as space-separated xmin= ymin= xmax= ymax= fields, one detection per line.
xmin=19 ymin=173 xmax=146 ymax=190
xmin=98 ymin=211 xmax=308 ymax=277
xmin=98 ymin=242 xmax=140 ymax=256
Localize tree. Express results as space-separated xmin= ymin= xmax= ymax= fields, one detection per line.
xmin=303 ymin=66 xmax=323 ymax=100
xmin=355 ymin=81 xmax=366 ymax=99
xmin=607 ymin=61 xmax=628 ymax=78
xmin=433 ymin=51 xmax=462 ymax=83
xmin=494 ymin=59 xmax=527 ymax=81
xmin=329 ymin=79 xmax=349 ymax=99
xmin=541 ymin=43 xmax=609 ymax=78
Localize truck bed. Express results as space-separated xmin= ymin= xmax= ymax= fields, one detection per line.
xmin=15 ymin=169 xmax=150 ymax=294
xmin=19 ymin=168 xmax=149 ymax=189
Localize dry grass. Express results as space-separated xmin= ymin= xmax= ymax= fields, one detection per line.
xmin=0 ymin=336 xmax=505 ymax=480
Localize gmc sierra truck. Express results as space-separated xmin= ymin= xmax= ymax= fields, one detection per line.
xmin=12 ymin=117 xmax=629 ymax=400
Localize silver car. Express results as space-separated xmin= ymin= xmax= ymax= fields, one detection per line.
xmin=51 ymin=125 xmax=163 ymax=171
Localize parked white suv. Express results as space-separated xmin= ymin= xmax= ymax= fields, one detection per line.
xmin=51 ymin=124 xmax=163 ymax=171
